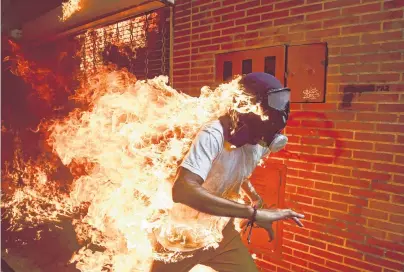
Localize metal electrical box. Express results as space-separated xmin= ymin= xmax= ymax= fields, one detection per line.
xmin=215 ymin=43 xmax=327 ymax=103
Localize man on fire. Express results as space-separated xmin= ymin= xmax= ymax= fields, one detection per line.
xmin=151 ymin=72 xmax=305 ymax=272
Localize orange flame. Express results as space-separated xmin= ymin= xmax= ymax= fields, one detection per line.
xmin=2 ymin=65 xmax=266 ymax=271
xmin=60 ymin=0 xmax=82 ymax=22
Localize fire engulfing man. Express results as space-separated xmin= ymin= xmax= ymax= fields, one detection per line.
xmin=151 ymin=72 xmax=305 ymax=272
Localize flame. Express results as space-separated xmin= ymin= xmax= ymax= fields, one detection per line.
xmin=2 ymin=65 xmax=266 ymax=271
xmin=60 ymin=0 xmax=82 ymax=21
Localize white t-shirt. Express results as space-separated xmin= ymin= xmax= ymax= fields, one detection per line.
xmin=158 ymin=120 xmax=270 ymax=252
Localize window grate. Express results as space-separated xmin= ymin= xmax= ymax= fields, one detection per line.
xmin=76 ymin=7 xmax=170 ymax=80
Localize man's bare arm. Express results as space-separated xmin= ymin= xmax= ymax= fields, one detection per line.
xmin=172 ymin=167 xmax=254 ymax=219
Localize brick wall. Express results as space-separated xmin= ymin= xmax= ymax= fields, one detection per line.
xmin=172 ymin=0 xmax=404 ymax=271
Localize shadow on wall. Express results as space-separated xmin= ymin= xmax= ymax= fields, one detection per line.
xmin=341 ymin=84 xmax=391 ymax=108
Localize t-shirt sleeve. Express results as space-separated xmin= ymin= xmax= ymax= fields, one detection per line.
xmin=180 ymin=129 xmax=223 ymax=181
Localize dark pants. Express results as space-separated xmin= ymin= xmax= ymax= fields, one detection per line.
xmin=150 ymin=221 xmax=259 ymax=272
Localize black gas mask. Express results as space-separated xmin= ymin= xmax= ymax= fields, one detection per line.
xmin=228 ymin=73 xmax=290 ymax=148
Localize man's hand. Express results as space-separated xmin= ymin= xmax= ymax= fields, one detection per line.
xmin=255 ymin=209 xmax=304 ymax=241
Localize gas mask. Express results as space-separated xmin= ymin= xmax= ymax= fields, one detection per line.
xmin=228 ymin=78 xmax=291 ymax=150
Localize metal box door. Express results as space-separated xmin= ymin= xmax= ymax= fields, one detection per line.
xmin=241 ymin=162 xmax=287 ymax=256
xmin=216 ymin=46 xmax=286 ymax=85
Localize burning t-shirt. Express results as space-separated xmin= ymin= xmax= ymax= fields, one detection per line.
xmin=154 ymin=120 xmax=269 ymax=253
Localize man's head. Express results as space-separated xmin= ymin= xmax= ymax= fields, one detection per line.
xmin=228 ymin=72 xmax=290 ymax=148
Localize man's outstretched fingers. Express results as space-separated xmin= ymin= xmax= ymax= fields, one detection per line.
xmin=291 ymin=217 xmax=304 ymax=227
xmin=266 ymin=225 xmax=275 ymax=242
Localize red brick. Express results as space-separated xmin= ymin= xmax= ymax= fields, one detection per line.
xmin=314 ymin=199 xmax=348 ymax=212
xmin=376 ymin=123 xmax=404 ymax=133
xmin=350 ymin=188 xmax=390 ymax=202
xmin=315 ymin=182 xmax=350 ymax=195
xmin=367 ymin=236 xmax=404 ymax=252
xmin=193 ymin=11 xmax=213 ymax=21
xmin=328 ymin=245 xmax=364 ymax=259
xmin=385 ymin=250 xmax=404 ymax=261
xmin=222 ymin=10 xmax=245 ymax=21
xmin=360 ymin=52 xmax=402 ymax=63
xmin=316 ymin=165 xmax=351 ymax=177
xmin=326 ymin=260 xmax=361 ymax=272
xmin=288 ymin=193 xmax=313 ymax=205
xmin=291 ymin=4 xmax=322 ymax=15
xmin=297 ymin=187 xmax=332 ymax=199
xmin=365 ymin=255 xmax=404 ymax=271
xmin=246 ymin=20 xmax=273 ymax=31
xmin=342 ymin=23 xmax=381 ymax=34
xmin=247 ymin=5 xmax=274 ymax=16
xmin=324 ymin=16 xmax=360 ymax=28
xmin=370 ymin=200 xmax=403 ymax=214
xmin=384 ymin=19 xmax=404 ymax=30
xmin=334 ymin=158 xmax=371 ymax=169
xmin=353 ymin=151 xmax=393 ymax=162
xmin=221 ymin=26 xmax=245 ymax=35
xmin=200 ymin=30 xmax=220 ymax=39
xmin=376 ymin=143 xmax=404 ymax=153
xmin=381 ymin=62 xmax=404 ymax=72
xmin=342 ymin=3 xmax=381 ymax=15
xmin=295 ymin=235 xmax=327 ymax=249
xmin=379 ymin=103 xmax=404 ymax=112
xmin=283 ymin=254 xmax=308 ymax=267
xmin=306 ymin=28 xmax=340 ymax=39
xmin=200 ymin=1 xmax=221 ymax=11
xmin=332 ymin=194 xmax=368 ymax=206
xmin=352 ymin=169 xmax=391 ymax=182
xmin=355 ymin=132 xmax=395 ymax=143
xmin=211 ymin=36 xmax=232 ymax=44
xmin=344 ymin=257 xmax=383 ymax=272
xmin=261 ymin=10 xmax=289 ymax=20
xmin=349 ymin=206 xmax=388 ymax=220
xmin=307 ymin=9 xmax=341 ymax=21
xmin=275 ymin=0 xmax=304 ymax=10
xmin=213 ymin=21 xmax=234 ymax=30
xmin=191 ymin=39 xmax=211 ymax=47
xmin=199 ymin=44 xmax=219 ymax=53
xmin=335 ymin=121 xmax=375 ymax=131
xmin=223 ymin=0 xmax=245 ymax=6
xmin=325 ymin=35 xmax=360 ymax=46
xmin=356 ymin=93 xmax=399 ymax=103
xmin=371 ymin=181 xmax=404 ymax=194
xmin=234 ymin=32 xmax=259 ymax=41
xmin=384 ymin=0 xmax=404 ymax=10
xmin=340 ymin=63 xmax=379 ymax=74
xmin=341 ymin=140 xmax=373 ymax=150
xmin=358 ymin=113 xmax=398 ymax=122
xmin=213 ymin=6 xmax=234 ymax=16
xmin=329 ymin=55 xmax=360 ymax=65
xmin=310 ymin=231 xmax=344 ymax=245
xmin=324 ymin=0 xmax=361 ymax=9
xmin=286 ymin=144 xmax=316 ymax=154
xmin=362 ymin=31 xmax=403 ymax=44
xmin=235 ymin=15 xmax=260 ymax=26
xmin=255 ymin=260 xmax=277 ymax=271
xmin=192 ymin=25 xmax=211 ymax=34
xmin=299 ymin=171 xmax=332 ymax=182
xmin=301 ymin=137 xmax=334 ymax=147
xmin=289 ymin=22 xmax=322 ymax=32
xmin=331 ymin=211 xmax=367 ymax=225
xmin=311 ymin=247 xmax=343 ymax=262
xmin=390 ymin=214 xmax=404 ymax=224
xmin=360 ymin=73 xmax=401 ymax=82
xmin=362 ymin=9 xmax=403 ymax=23
xmin=235 ymin=0 xmax=260 ymax=10
xmin=294 ymin=250 xmax=325 ymax=265
xmin=274 ymin=15 xmax=304 ymax=26
xmin=301 ymin=120 xmax=334 ymax=129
